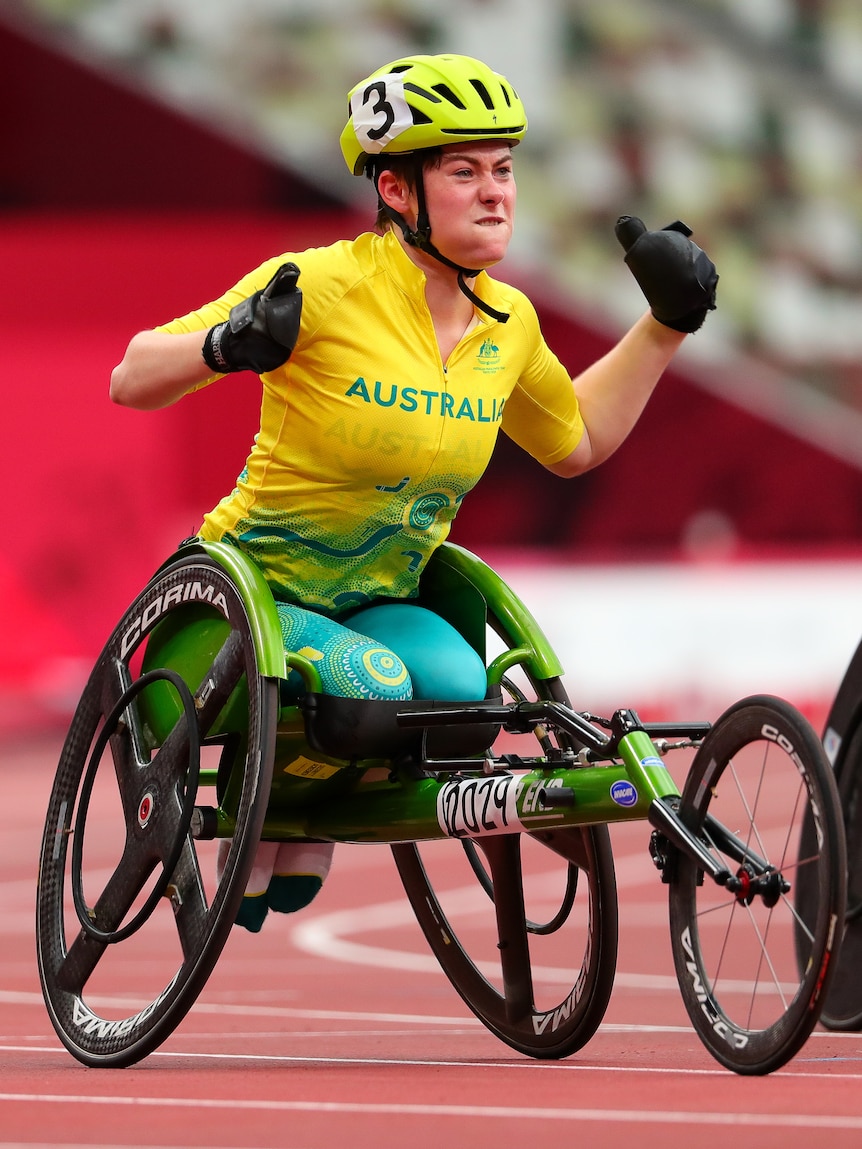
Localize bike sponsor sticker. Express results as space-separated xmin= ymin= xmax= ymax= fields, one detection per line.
xmin=823 ymin=726 xmax=841 ymax=767
xmin=532 ymin=927 xmax=593 ymax=1034
xmin=436 ymin=774 xmax=524 ymax=839
xmin=137 ymin=790 xmax=155 ymax=828
xmin=610 ymin=779 xmax=638 ymax=808
xmin=72 ymin=973 xmax=179 ymax=1039
xmin=679 ymin=926 xmax=749 ymax=1050
xmin=284 ymin=756 xmax=340 ymax=780
xmin=640 ymin=755 xmax=664 ymax=770
xmin=119 ymin=579 xmax=230 ymax=659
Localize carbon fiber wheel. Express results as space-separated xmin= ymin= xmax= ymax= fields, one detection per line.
xmin=392 ymin=605 xmax=618 ymax=1059
xmin=37 ymin=553 xmax=277 ymax=1067
xmin=669 ymin=696 xmax=845 ymax=1074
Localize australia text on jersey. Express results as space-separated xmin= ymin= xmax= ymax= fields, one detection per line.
xmin=344 ymin=377 xmax=505 ymax=422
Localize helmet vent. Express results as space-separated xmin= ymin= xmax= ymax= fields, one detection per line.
xmin=405 ymin=82 xmax=441 ymax=104
xmin=432 ymin=83 xmax=467 ymax=110
xmin=469 ymin=79 xmax=494 ymax=110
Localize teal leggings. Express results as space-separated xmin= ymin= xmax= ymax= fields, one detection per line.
xmin=275 ymin=601 xmax=488 ymax=702
xmin=234 ymin=599 xmax=488 ymax=933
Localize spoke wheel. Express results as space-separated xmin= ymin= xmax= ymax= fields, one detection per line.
xmin=668 ymin=695 xmax=846 ymax=1074
xmin=393 ymin=646 xmax=618 ymax=1059
xmin=806 ymin=721 xmax=862 ymax=1029
xmin=37 ymin=554 xmax=277 ymax=1068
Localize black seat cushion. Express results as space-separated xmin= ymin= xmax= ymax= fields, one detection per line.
xmin=301 ymin=689 xmax=503 ymax=760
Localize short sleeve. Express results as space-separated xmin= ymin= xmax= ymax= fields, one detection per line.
xmin=501 ymin=301 xmax=584 ymax=465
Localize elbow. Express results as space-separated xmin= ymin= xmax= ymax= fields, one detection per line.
xmin=109 ymin=331 xmax=171 ymax=410
xmin=109 ymin=365 xmax=169 ymax=410
xmin=110 ymin=334 xmax=148 ymax=408
xmin=544 ymin=457 xmax=587 ymax=480
xmin=109 ymin=361 xmax=152 ymax=409
xmin=109 ymin=362 xmax=133 ymax=407
xmin=543 ymin=430 xmax=597 ymax=479
xmin=108 ymin=328 xmax=202 ymax=409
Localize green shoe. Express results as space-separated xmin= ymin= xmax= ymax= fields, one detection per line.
xmin=267 ymin=875 xmax=323 ymax=914
xmin=234 ymin=893 xmax=269 ymax=933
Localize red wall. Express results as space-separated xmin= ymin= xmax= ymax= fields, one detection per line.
xmin=2 ymin=210 xmax=364 ymax=719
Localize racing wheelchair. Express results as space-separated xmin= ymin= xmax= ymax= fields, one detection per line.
xmin=802 ymin=632 xmax=862 ymax=1030
xmin=36 ymin=538 xmax=847 ymax=1074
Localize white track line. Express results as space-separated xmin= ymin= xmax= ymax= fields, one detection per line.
xmin=1 ymin=1043 xmax=861 ymax=1081
xmin=2 ymin=1093 xmax=862 ymax=1129
xmin=3 ymin=989 xmax=861 ymax=1045
xmin=286 ymin=850 xmax=796 ymax=994
xmin=5 ymin=990 xmax=862 ymax=1043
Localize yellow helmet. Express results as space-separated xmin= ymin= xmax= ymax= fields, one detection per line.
xmin=340 ymin=53 xmax=527 ymax=176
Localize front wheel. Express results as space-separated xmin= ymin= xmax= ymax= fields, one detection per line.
xmin=668 ymin=695 xmax=846 ymax=1075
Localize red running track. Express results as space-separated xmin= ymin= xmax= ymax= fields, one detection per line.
xmin=3 ymin=734 xmax=862 ymax=1149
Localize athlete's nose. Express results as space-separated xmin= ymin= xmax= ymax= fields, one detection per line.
xmin=479 ymin=177 xmax=505 ymax=205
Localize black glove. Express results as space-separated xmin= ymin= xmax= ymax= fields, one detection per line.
xmin=203 ymin=262 xmax=302 ymax=374
xmin=615 ymin=217 xmax=717 ymax=333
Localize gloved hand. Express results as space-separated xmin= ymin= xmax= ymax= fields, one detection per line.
xmin=203 ymin=262 xmax=302 ymax=374
xmin=615 ymin=217 xmax=717 ymax=333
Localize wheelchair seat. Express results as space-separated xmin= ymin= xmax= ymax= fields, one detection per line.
xmin=138 ymin=538 xmax=547 ymax=768
xmin=301 ymin=689 xmax=503 ymax=761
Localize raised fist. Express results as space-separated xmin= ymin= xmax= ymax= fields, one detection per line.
xmin=615 ymin=217 xmax=717 ymax=333
xmin=203 ymin=262 xmax=303 ymax=374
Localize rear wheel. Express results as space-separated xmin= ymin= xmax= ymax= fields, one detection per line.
xmin=37 ymin=554 xmax=277 ymax=1067
xmin=668 ymin=695 xmax=845 ymax=1074
xmin=393 ymin=662 xmax=618 ymax=1059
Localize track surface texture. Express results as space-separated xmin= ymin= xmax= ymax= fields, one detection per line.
xmin=4 ymin=734 xmax=862 ymax=1149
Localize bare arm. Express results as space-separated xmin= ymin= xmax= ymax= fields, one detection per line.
xmin=547 ymin=213 xmax=717 ymax=477
xmin=110 ymin=329 xmax=215 ymax=411
xmin=111 ymin=262 xmax=303 ymax=411
xmin=545 ymin=311 xmax=684 ymax=478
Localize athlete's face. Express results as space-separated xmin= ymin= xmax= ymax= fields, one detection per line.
xmin=417 ymin=141 xmax=516 ymax=270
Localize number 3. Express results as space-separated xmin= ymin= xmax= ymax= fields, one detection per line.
xmin=350 ymin=74 xmax=411 ymax=152
xmin=362 ymin=81 xmax=396 ymax=142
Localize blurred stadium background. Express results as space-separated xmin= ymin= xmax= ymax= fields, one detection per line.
xmin=4 ymin=0 xmax=862 ymax=735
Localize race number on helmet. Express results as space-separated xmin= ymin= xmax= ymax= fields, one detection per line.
xmin=340 ymin=53 xmax=527 ymax=176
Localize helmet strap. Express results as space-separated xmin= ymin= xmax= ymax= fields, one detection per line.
xmin=374 ymin=157 xmax=510 ymax=325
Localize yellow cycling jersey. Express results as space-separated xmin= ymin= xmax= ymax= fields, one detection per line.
xmin=158 ymin=229 xmax=584 ymax=615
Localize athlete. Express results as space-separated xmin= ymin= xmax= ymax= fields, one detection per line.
xmin=111 ymin=53 xmax=718 ymax=931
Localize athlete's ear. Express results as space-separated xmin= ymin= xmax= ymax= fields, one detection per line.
xmin=376 ymin=168 xmax=413 ymax=215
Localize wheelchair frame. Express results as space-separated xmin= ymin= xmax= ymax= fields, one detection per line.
xmin=36 ymin=539 xmax=847 ymax=1075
